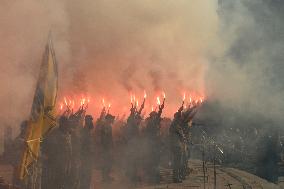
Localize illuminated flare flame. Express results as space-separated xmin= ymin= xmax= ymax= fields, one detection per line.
xmin=162 ymin=92 xmax=166 ymax=99
xmin=144 ymin=91 xmax=147 ymax=99
xmin=102 ymin=98 xmax=105 ymax=107
xmin=151 ymin=105 xmax=154 ymax=112
xmin=64 ymin=97 xmax=67 ymax=106
xmin=183 ymin=93 xmax=186 ymax=101
xmin=157 ymin=97 xmax=161 ymax=105
xmin=130 ymin=94 xmax=133 ymax=104
xmin=136 ymin=100 xmax=139 ymax=107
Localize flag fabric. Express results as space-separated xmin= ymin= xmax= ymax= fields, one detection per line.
xmin=17 ymin=36 xmax=58 ymax=181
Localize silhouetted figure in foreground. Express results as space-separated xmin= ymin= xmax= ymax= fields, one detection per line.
xmin=144 ymin=101 xmax=164 ymax=184
xmin=169 ymin=109 xmax=184 ymax=183
xmin=80 ymin=115 xmax=94 ymax=189
xmin=179 ymin=105 xmax=198 ymax=179
xmin=42 ymin=116 xmax=72 ymax=189
xmin=100 ymin=114 xmax=115 ymax=182
xmin=125 ymin=103 xmax=143 ymax=184
xmin=69 ymin=112 xmax=84 ymax=189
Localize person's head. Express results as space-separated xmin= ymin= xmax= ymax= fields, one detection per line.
xmin=174 ymin=111 xmax=181 ymax=120
xmin=149 ymin=111 xmax=158 ymax=118
xmin=59 ymin=116 xmax=70 ymax=133
xmin=85 ymin=115 xmax=94 ymax=129
xmin=105 ymin=114 xmax=115 ymax=124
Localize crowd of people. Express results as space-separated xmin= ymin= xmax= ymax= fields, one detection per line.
xmin=9 ymin=97 xmax=202 ymax=189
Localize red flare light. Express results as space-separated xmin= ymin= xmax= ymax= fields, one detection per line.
xmin=183 ymin=93 xmax=186 ymax=101
xmin=151 ymin=105 xmax=154 ymax=112
xmin=64 ymin=97 xmax=67 ymax=106
xmin=157 ymin=97 xmax=161 ymax=105
xmin=102 ymin=98 xmax=105 ymax=107
xmin=162 ymin=91 xmax=166 ymax=99
xmin=136 ymin=100 xmax=139 ymax=107
xmin=130 ymin=94 xmax=133 ymax=104
xmin=144 ymin=91 xmax=147 ymax=99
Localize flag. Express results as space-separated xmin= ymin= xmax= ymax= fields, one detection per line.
xmin=17 ymin=36 xmax=58 ymax=181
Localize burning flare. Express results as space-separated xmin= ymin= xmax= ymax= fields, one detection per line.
xmin=144 ymin=91 xmax=147 ymax=99
xmin=130 ymin=94 xmax=133 ymax=104
xmin=64 ymin=97 xmax=67 ymax=106
xmin=157 ymin=97 xmax=161 ymax=105
xmin=162 ymin=91 xmax=166 ymax=99
xmin=102 ymin=98 xmax=105 ymax=107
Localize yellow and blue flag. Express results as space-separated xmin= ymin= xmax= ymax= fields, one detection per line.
xmin=17 ymin=36 xmax=58 ymax=180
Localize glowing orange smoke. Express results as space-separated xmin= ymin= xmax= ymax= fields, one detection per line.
xmin=72 ymin=100 xmax=75 ymax=109
xmin=57 ymin=90 xmax=206 ymax=118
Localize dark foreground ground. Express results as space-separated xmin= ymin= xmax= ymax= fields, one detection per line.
xmin=0 ymin=159 xmax=281 ymax=189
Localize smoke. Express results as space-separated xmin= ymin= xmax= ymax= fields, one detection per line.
xmin=148 ymin=70 xmax=162 ymax=92
xmin=120 ymin=64 xmax=136 ymax=92
xmin=0 ymin=0 xmax=284 ymax=186
xmin=0 ymin=0 xmax=70 ymax=130
xmin=1 ymin=0 xmax=283 ymax=132
xmin=0 ymin=0 xmax=218 ymax=130
xmin=204 ymin=0 xmax=284 ymax=126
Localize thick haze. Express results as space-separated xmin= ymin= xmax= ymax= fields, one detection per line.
xmin=0 ymin=0 xmax=283 ymax=132
xmin=205 ymin=0 xmax=284 ymax=127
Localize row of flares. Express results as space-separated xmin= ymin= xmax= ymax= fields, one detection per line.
xmin=59 ymin=91 xmax=205 ymax=113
